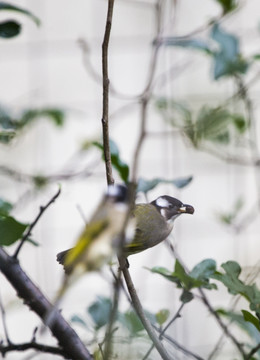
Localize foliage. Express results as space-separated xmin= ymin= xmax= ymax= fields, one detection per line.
xmin=0 ymin=105 xmax=65 ymax=144
xmin=0 ymin=2 xmax=40 ymax=38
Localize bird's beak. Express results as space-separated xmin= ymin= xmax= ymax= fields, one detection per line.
xmin=178 ymin=204 xmax=194 ymax=214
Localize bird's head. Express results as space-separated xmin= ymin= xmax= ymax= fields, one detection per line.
xmin=151 ymin=195 xmax=194 ymax=223
xmin=106 ymin=184 xmax=129 ymax=204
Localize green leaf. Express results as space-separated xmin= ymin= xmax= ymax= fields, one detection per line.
xmin=232 ymin=114 xmax=247 ymax=133
xmin=156 ymin=309 xmax=170 ymax=326
xmin=149 ymin=260 xmax=217 ymax=303
xmin=88 ymin=296 xmax=112 ymax=330
xmin=212 ymin=261 xmax=260 ymax=319
xmin=119 ymin=310 xmax=144 ymax=334
xmin=0 ymin=2 xmax=40 ymax=26
xmin=148 ymin=266 xmax=181 ymax=286
xmin=92 ymin=140 xmax=129 ymax=183
xmin=137 ymin=176 xmax=193 ymax=194
xmin=217 ymin=309 xmax=260 ymax=344
xmin=118 ymin=309 xmax=155 ymax=335
xmin=0 ymin=20 xmax=20 ymax=38
xmin=71 ymin=314 xmax=89 ymax=329
xmin=33 ymin=175 xmax=48 ymax=188
xmin=0 ymin=215 xmax=27 ymax=246
xmin=174 ymin=260 xmax=204 ymax=290
xmin=214 ymin=0 xmax=238 ymax=14
xmin=180 ymin=289 xmax=194 ymax=303
xmin=211 ymin=23 xmax=249 ymax=79
xmin=0 ymin=131 xmax=16 ymax=143
xmin=195 ymin=106 xmax=232 ymax=145
xmin=20 ymin=108 xmax=65 ymax=128
xmin=110 ymin=139 xmax=129 ymax=183
xmin=0 ymin=199 xmax=13 ymax=215
xmin=190 ymin=259 xmax=217 ymax=290
xmin=242 ymin=310 xmax=260 ymax=332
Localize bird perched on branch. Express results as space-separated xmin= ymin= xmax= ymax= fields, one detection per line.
xmin=57 ymin=193 xmax=194 ymax=272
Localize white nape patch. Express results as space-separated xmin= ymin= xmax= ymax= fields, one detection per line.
xmin=156 ymin=197 xmax=170 ymax=208
xmin=107 ymin=184 xmax=120 ymax=197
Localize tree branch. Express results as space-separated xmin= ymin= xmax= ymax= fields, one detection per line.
xmin=13 ymin=187 xmax=61 ymax=259
xmin=0 ymin=248 xmax=93 ymax=360
xmin=101 ymin=0 xmax=115 ymax=186
xmin=119 ymin=257 xmax=171 ymax=360
xmin=0 ymin=340 xmax=67 ymax=358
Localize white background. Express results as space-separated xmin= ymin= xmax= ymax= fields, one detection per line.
xmin=1 ymin=0 xmax=260 ymax=359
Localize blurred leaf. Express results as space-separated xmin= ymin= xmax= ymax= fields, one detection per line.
xmin=212 ymin=261 xmax=260 ymax=319
xmin=71 ymin=314 xmax=89 ymax=329
xmin=211 ymin=23 xmax=249 ymax=79
xmin=217 ymin=309 xmax=260 ymax=344
xmin=110 ymin=139 xmax=129 ymax=183
xmin=214 ymin=0 xmax=238 ymax=14
xmin=242 ymin=310 xmax=260 ymax=332
xmin=0 ymin=2 xmax=40 ymax=26
xmin=93 ymin=139 xmax=129 ymax=183
xmin=20 ymin=108 xmax=65 ymax=128
xmin=180 ymin=289 xmax=194 ymax=303
xmin=217 ymin=197 xmax=244 ymax=226
xmin=0 ymin=20 xmax=20 ymax=38
xmin=119 ymin=309 xmax=155 ymax=335
xmin=33 ymin=175 xmax=48 ymax=188
xmin=26 ymin=238 xmax=39 ymax=247
xmin=194 ymin=106 xmax=232 ymax=145
xmin=0 ymin=198 xmax=13 ymax=215
xmin=0 ymin=215 xmax=27 ymax=246
xmin=88 ymin=296 xmax=112 ymax=330
xmin=156 ymin=309 xmax=170 ymax=326
xmin=0 ymin=131 xmax=16 ymax=143
xmin=119 ymin=310 xmax=144 ymax=335
xmin=253 ymin=54 xmax=260 ymax=60
xmin=0 ymin=105 xmax=65 ymax=143
xmin=137 ymin=176 xmax=192 ymax=194
xmin=160 ymin=37 xmax=213 ymax=55
xmin=232 ymin=114 xmax=247 ymax=133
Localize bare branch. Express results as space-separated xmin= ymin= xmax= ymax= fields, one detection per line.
xmin=101 ymin=0 xmax=115 ymax=186
xmin=0 ymin=340 xmax=67 ymax=358
xmin=0 ymin=248 xmax=93 ymax=360
xmin=13 ymin=187 xmax=61 ymax=258
xmin=119 ymin=257 xmax=171 ymax=360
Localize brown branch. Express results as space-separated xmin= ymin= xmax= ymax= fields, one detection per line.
xmin=0 ymin=248 xmax=93 ymax=360
xmin=119 ymin=257 xmax=171 ymax=360
xmin=13 ymin=187 xmax=61 ymax=259
xmin=101 ymin=0 xmax=115 ymax=186
xmin=0 ymin=341 xmax=67 ymax=358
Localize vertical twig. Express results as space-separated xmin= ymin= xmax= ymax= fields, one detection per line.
xmin=102 ymin=0 xmax=115 ymax=186
xmin=119 ymin=257 xmax=171 ymax=360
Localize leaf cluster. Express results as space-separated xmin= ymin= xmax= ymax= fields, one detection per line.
xmin=0 ymin=105 xmax=65 ymax=144
xmin=71 ymin=295 xmax=170 ymax=337
xmin=0 ymin=2 xmax=40 ymax=38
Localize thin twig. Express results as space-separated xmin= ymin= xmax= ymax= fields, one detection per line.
xmin=142 ymin=302 xmax=185 ymax=360
xmin=0 ymin=341 xmax=67 ymax=358
xmin=120 ymin=257 xmax=171 ymax=360
xmin=13 ymin=186 xmax=61 ymax=258
xmin=101 ymin=0 xmax=115 ymax=186
xmin=153 ymin=325 xmax=205 ymax=360
xmin=0 ymin=292 xmax=10 ymax=344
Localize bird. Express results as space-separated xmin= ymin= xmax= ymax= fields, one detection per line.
xmin=43 ymin=184 xmax=131 ymax=327
xmin=56 ymin=194 xmax=194 ymax=271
